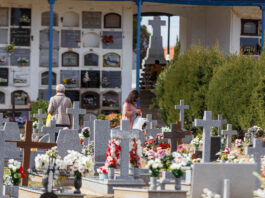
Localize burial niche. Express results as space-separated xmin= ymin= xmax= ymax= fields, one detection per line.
xmin=0 ymin=8 xmax=9 ymax=26
xmin=83 ymin=32 xmax=100 ymax=48
xmin=0 ymin=91 xmax=5 ymax=104
xmin=82 ymin=11 xmax=101 ymax=29
xmin=41 ymin=11 xmax=58 ymax=26
xmin=11 ymin=8 xmax=31 ymax=26
xmin=102 ymin=91 xmax=119 ymax=107
xmin=103 ymin=53 xmax=120 ymax=67
xmin=81 ymin=91 xmax=99 ymax=109
xmin=60 ymin=70 xmax=80 ymax=88
xmin=62 ymin=51 xmax=79 ymax=67
xmin=84 ymin=53 xmax=98 ymax=66
xmin=11 ymin=90 xmax=29 ymax=105
xmin=81 ymin=70 xmax=100 ymax=88
xmin=104 ymin=13 xmax=121 ymax=28
xmin=41 ymin=71 xmax=56 ymax=85
xmin=0 ymin=68 xmax=8 ymax=86
xmin=62 ymin=11 xmax=79 ymax=27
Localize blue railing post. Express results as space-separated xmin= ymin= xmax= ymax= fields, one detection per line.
xmin=167 ymin=15 xmax=170 ymax=63
xmin=136 ymin=0 xmax=142 ymax=107
xmin=261 ymin=5 xmax=265 ymax=53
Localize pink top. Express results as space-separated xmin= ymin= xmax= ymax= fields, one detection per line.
xmin=122 ymin=102 xmax=135 ymax=130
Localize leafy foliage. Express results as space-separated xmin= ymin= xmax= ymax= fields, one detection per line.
xmin=30 ymin=100 xmax=49 ymax=122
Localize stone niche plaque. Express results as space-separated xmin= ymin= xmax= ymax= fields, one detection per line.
xmin=81 ymin=91 xmax=99 ymax=109
xmin=102 ymin=71 xmax=121 ymax=88
xmin=11 ymin=8 xmax=31 ymax=26
xmin=82 ymin=11 xmax=101 ymax=29
xmin=62 ymin=11 xmax=79 ymax=27
xmin=104 ymin=13 xmax=121 ymax=28
xmin=83 ymin=32 xmax=100 ymax=48
xmin=102 ymin=31 xmax=122 ymax=49
xmin=41 ymin=11 xmax=58 ymax=26
xmin=11 ymin=48 xmax=30 ymax=66
xmin=0 ymin=29 xmax=8 ymax=44
xmin=61 ymin=30 xmax=81 ymax=48
xmin=10 ymin=28 xmax=31 ymax=46
xmin=41 ymin=71 xmax=56 ymax=85
xmin=0 ymin=92 xmax=5 ymax=104
xmin=0 ymin=8 xmax=9 ymax=26
xmin=60 ymin=70 xmax=80 ymax=88
xmin=62 ymin=51 xmax=79 ymax=67
xmin=81 ymin=70 xmax=100 ymax=88
xmin=38 ymin=89 xmax=56 ymax=100
xmin=40 ymin=29 xmax=59 ymax=49
xmin=102 ymin=91 xmax=119 ymax=107
xmin=84 ymin=53 xmax=98 ymax=66
xmin=10 ymin=68 xmax=30 ymax=86
xmin=39 ymin=48 xmax=59 ymax=67
xmin=103 ymin=53 xmax=120 ymax=67
xmin=65 ymin=90 xmax=80 ymax=102
xmin=12 ymin=90 xmax=29 ymax=105
xmin=0 ymin=68 xmax=8 ymax=86
xmin=0 ymin=48 xmax=9 ymax=66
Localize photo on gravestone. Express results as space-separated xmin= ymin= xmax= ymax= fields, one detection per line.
xmin=84 ymin=53 xmax=98 ymax=66
xmin=0 ymin=29 xmax=8 ymax=44
xmin=101 ymin=71 xmax=121 ymax=88
xmin=11 ymin=8 xmax=31 ymax=26
xmin=38 ymin=89 xmax=56 ymax=101
xmin=0 ymin=48 xmax=9 ymax=66
xmin=102 ymin=31 xmax=122 ymax=49
xmin=0 ymin=68 xmax=8 ymax=86
xmin=41 ymin=71 xmax=56 ymax=85
xmin=61 ymin=30 xmax=81 ymax=48
xmin=81 ymin=91 xmax=99 ymax=109
xmin=83 ymin=32 xmax=100 ymax=48
xmin=0 ymin=92 xmax=5 ymax=104
xmin=10 ymin=28 xmax=31 ymax=46
xmin=11 ymin=90 xmax=29 ymax=105
xmin=62 ymin=51 xmax=79 ymax=67
xmin=62 ymin=11 xmax=79 ymax=27
xmin=104 ymin=13 xmax=121 ymax=28
xmin=11 ymin=68 xmax=30 ymax=86
xmin=41 ymin=11 xmax=58 ymax=26
xmin=103 ymin=53 xmax=120 ymax=67
xmin=39 ymin=48 xmax=58 ymax=67
xmin=40 ymin=29 xmax=59 ymax=49
xmin=60 ymin=70 xmax=80 ymax=88
xmin=82 ymin=11 xmax=101 ymax=29
xmin=65 ymin=90 xmax=80 ymax=102
xmin=81 ymin=70 xmax=100 ymax=88
xmin=0 ymin=8 xmax=9 ymax=26
xmin=11 ymin=48 xmax=30 ymax=66
xmin=102 ymin=91 xmax=119 ymax=107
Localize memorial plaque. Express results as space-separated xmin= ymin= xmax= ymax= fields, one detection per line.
xmin=0 ymin=29 xmax=8 ymax=44
xmin=62 ymin=51 xmax=79 ymax=67
xmin=0 ymin=48 xmax=9 ymax=66
xmin=41 ymin=71 xmax=56 ymax=85
xmin=40 ymin=29 xmax=59 ymax=49
xmin=60 ymin=70 xmax=80 ymax=88
xmin=41 ymin=11 xmax=58 ymax=26
xmin=0 ymin=8 xmax=9 ymax=26
xmin=103 ymin=53 xmax=120 ymax=67
xmin=0 ymin=68 xmax=8 ymax=86
xmin=102 ymin=91 xmax=119 ymax=107
xmin=81 ymin=70 xmax=100 ymax=88
xmin=81 ymin=92 xmax=99 ymax=109
xmin=102 ymin=31 xmax=122 ymax=49
xmin=12 ymin=91 xmax=29 ymax=105
xmin=83 ymin=32 xmax=100 ymax=48
xmin=65 ymin=90 xmax=80 ymax=102
xmin=38 ymin=89 xmax=56 ymax=101
xmin=62 ymin=11 xmax=79 ymax=27
xmin=11 ymin=8 xmax=31 ymax=26
xmin=84 ymin=53 xmax=98 ymax=66
xmin=11 ymin=48 xmax=30 ymax=66
xmin=0 ymin=92 xmax=5 ymax=104
xmin=39 ymin=48 xmax=59 ymax=67
xmin=82 ymin=11 xmax=101 ymax=29
xmin=104 ymin=13 xmax=121 ymax=28
xmin=61 ymin=30 xmax=81 ymax=48
xmin=10 ymin=68 xmax=30 ymax=86
xmin=102 ymin=71 xmax=121 ymax=88
xmin=10 ymin=28 xmax=31 ymax=46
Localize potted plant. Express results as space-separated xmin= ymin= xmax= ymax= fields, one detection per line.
xmin=146 ymin=158 xmax=162 ymax=190
xmin=5 ymin=42 xmax=15 ymax=54
xmin=129 ymin=138 xmax=142 ymax=179
xmin=32 ymin=121 xmax=38 ymax=134
xmin=17 ymin=57 xmax=28 ymax=66
xmin=97 ymin=166 xmax=108 ymax=180
xmin=81 ymin=127 xmax=90 ymax=145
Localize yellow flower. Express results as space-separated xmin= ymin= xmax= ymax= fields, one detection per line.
xmin=62 ymin=79 xmax=67 ymax=84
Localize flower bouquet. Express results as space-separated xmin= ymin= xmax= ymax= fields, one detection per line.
xmin=129 ymin=138 xmax=142 ymax=168
xmin=102 ymin=35 xmax=114 ymax=45
xmin=97 ymin=166 xmax=108 ymax=179
xmin=62 ymin=78 xmax=78 ymax=85
xmin=18 ymin=15 xmax=30 ymax=24
xmin=146 ymin=158 xmax=162 ymax=177
xmin=6 ymin=159 xmax=26 ymax=185
xmin=82 ymin=142 xmax=94 ymax=157
xmin=105 ymin=138 xmax=121 ymax=169
xmin=235 ymin=139 xmax=244 ymax=154
xmin=216 ymin=147 xmax=230 ymax=162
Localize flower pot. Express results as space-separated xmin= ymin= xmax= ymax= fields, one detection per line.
xmin=108 ymin=168 xmax=114 ymax=180
xmin=4 ymin=185 xmax=19 ymax=198
xmin=175 ymin=177 xmax=181 ymax=190
xmin=99 ymin=173 xmax=108 ymax=180
xmin=74 ymin=177 xmax=82 ymax=194
xmin=149 ymin=177 xmax=158 ymax=190
xmin=133 ymin=168 xmax=140 ymax=179
xmin=42 ymin=175 xmax=49 ymax=192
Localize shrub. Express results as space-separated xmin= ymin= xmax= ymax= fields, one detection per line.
xmin=30 ymin=100 xmax=49 ymax=122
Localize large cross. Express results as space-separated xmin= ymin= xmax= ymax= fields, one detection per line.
xmin=42 ymin=120 xmax=63 ymax=143
xmin=6 ymin=121 xmax=56 ymax=186
xmin=194 ymin=111 xmax=221 ymax=163
xmin=33 ymin=109 xmax=47 ymax=132
xmin=148 ymin=16 xmax=166 ymax=37
xmin=66 ymin=101 xmax=86 ymax=130
xmin=175 ymin=100 xmax=189 ymax=130
xmin=246 ymin=138 xmax=265 ymax=189
xmin=163 ymin=121 xmax=186 ymax=152
xmin=221 ymin=124 xmax=237 ymax=149
xmin=217 ymin=114 xmax=227 ymax=136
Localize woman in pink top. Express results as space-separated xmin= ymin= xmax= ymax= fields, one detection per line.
xmin=122 ymin=90 xmax=140 ymax=129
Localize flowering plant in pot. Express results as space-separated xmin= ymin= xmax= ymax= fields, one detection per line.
xmin=146 ymin=158 xmax=162 ymax=190
xmin=97 ymin=166 xmax=108 ymax=179
xmin=129 ymin=138 xmax=142 ymax=179
xmin=80 ymin=127 xmax=90 ymax=145
xmin=17 ymin=57 xmax=28 ymax=66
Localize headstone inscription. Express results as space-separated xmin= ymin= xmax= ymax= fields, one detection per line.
xmin=61 ymin=30 xmax=81 ymax=48
xmin=81 ymin=92 xmax=100 ymax=109
xmin=0 ymin=29 xmax=8 ymax=44
xmin=40 ymin=29 xmax=59 ymax=49
xmin=33 ymin=109 xmax=47 ymax=132
xmin=11 ymin=68 xmax=30 ymax=86
xmin=221 ymin=124 xmax=237 ymax=149
xmin=83 ymin=114 xmax=96 ymax=141
xmin=218 ymin=114 xmax=227 ymax=136
xmin=84 ymin=53 xmax=98 ymax=66
xmin=0 ymin=48 xmax=9 ymax=66
xmin=0 ymin=8 xmax=9 ymax=27
xmin=102 ymin=31 xmax=122 ymax=49
xmin=42 ymin=120 xmax=63 ymax=143
xmin=39 ymin=48 xmax=59 ymax=67
xmin=5 ymin=121 xmax=56 ymax=186
xmin=66 ymin=101 xmax=86 ymax=130
xmin=82 ymin=11 xmax=101 ymax=29
xmin=0 ymin=68 xmax=8 ymax=86
xmin=210 ymin=136 xmax=221 ymax=161
xmin=81 ymin=70 xmax=100 ymax=88
xmin=11 ymin=48 xmax=30 ymax=66
xmin=102 ymin=71 xmax=121 ymax=88
xmin=10 ymin=28 xmax=31 ymax=46
xmin=194 ymin=111 xmax=221 ymax=163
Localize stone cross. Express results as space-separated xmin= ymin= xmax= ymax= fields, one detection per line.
xmin=146 ymin=114 xmax=157 ymax=130
xmin=83 ymin=114 xmax=96 ymax=141
xmin=0 ymin=113 xmax=8 ymax=128
xmin=194 ymin=111 xmax=221 ymax=163
xmin=42 ymin=120 xmax=63 ymax=143
xmin=111 ymin=120 xmax=139 ymax=180
xmin=33 ymin=109 xmax=47 ymax=132
xmin=66 ymin=101 xmax=86 ymax=130
xmin=218 ymin=114 xmax=227 ymax=136
xmin=246 ymin=138 xmax=265 ymax=189
xmin=175 ymin=100 xmax=189 ymax=130
xmin=221 ymin=124 xmax=237 ymax=149
xmin=163 ymin=121 xmax=186 ymax=152
xmin=177 ymin=121 xmax=192 ymax=144
xmin=5 ymin=121 xmax=56 ymax=186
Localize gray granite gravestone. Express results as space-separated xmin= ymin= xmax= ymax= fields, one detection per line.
xmin=0 ymin=131 xmax=9 ymax=198
xmin=40 ymin=29 xmax=59 ymax=49
xmin=82 ymin=11 xmax=101 ymax=29
xmin=56 ymin=129 xmax=82 ymax=158
xmin=221 ymin=124 xmax=237 ymax=149
xmin=61 ymin=30 xmax=81 ymax=48
xmin=42 ymin=120 xmax=63 ymax=143
xmin=0 ymin=29 xmax=8 ymax=44
xmin=102 ymin=31 xmax=122 ymax=49
xmin=0 ymin=8 xmax=9 ymax=26
xmin=39 ymin=48 xmax=59 ymax=67
xmin=33 ymin=109 xmax=47 ymax=132
xmin=195 ymin=111 xmax=222 ymax=163
xmin=0 ymin=48 xmax=9 ymax=66
xmin=11 ymin=48 xmax=30 ymax=66
xmin=66 ymin=101 xmax=86 ymax=130
xmin=83 ymin=114 xmax=96 ymax=142
xmin=218 ymin=114 xmax=227 ymax=136
xmin=0 ymin=113 xmax=8 ymax=128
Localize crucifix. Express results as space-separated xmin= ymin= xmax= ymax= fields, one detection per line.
xmin=6 ymin=121 xmax=56 ymax=186
xmin=221 ymin=124 xmax=237 ymax=149
xmin=175 ymin=100 xmax=189 ymax=130
xmin=33 ymin=109 xmax=47 ymax=132
xmin=66 ymin=101 xmax=86 ymax=130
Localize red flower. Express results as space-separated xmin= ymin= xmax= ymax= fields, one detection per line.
xmin=19 ymin=166 xmax=26 ymax=178
xmin=80 ymin=139 xmax=83 ymax=144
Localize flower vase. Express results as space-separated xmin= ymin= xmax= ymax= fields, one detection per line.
xmin=150 ymin=177 xmax=158 ymax=190
xmin=42 ymin=175 xmax=49 ymax=192
xmin=4 ymin=185 xmax=19 ymax=198
xmin=133 ymin=168 xmax=140 ymax=179
xmin=99 ymin=173 xmax=108 ymax=180
xmin=74 ymin=177 xmax=82 ymax=194
xmin=175 ymin=177 xmax=181 ymax=190
xmin=84 ymin=137 xmax=88 ymax=146
xmin=108 ymin=168 xmax=114 ymax=180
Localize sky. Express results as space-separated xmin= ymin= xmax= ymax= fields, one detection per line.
xmin=141 ymin=16 xmax=180 ymax=47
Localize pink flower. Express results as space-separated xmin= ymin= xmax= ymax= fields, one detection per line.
xmin=177 ymin=145 xmax=184 ymax=153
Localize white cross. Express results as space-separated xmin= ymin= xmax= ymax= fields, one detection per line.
xmin=218 ymin=114 xmax=227 ymax=136
xmin=66 ymin=101 xmax=86 ymax=130
xmin=194 ymin=111 xmax=221 ymax=163
xmin=33 ymin=109 xmax=47 ymax=132
xmin=42 ymin=120 xmax=63 ymax=143
xmin=221 ymin=124 xmax=237 ymax=149
xmin=175 ymin=100 xmax=189 ymax=130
